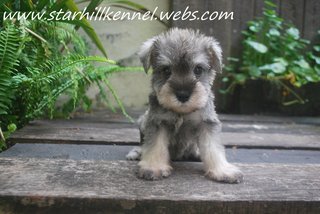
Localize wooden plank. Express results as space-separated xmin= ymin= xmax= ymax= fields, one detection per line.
xmin=220 ymin=114 xmax=320 ymax=125
xmin=204 ymin=0 xmax=233 ymax=61
xmin=9 ymin=125 xmax=320 ymax=150
xmin=280 ymin=0 xmax=305 ymax=35
xmin=9 ymin=127 xmax=140 ymax=145
xmin=2 ymin=144 xmax=320 ymax=164
xmin=254 ymin=0 xmax=281 ymax=17
xmin=17 ymin=117 xmax=320 ymax=135
xmin=64 ymin=109 xmax=144 ymax=123
xmin=72 ymin=110 xmax=320 ymax=125
xmin=223 ymin=122 xmax=320 ymax=135
xmin=44 ymin=110 xmax=320 ymax=126
xmin=303 ymin=0 xmax=320 ymax=41
xmin=7 ymin=111 xmax=320 ymax=149
xmin=0 ymin=158 xmax=319 ymax=213
xmin=223 ymin=132 xmax=320 ymax=150
xmin=172 ymin=0 xmax=233 ymax=60
xmin=230 ymin=0 xmax=255 ymax=58
xmin=23 ymin=119 xmax=136 ymax=129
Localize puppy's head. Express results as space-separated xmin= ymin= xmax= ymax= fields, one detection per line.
xmin=139 ymin=28 xmax=222 ymax=114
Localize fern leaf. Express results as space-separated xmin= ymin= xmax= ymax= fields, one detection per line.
xmin=0 ymin=23 xmax=21 ymax=116
xmin=104 ymin=78 xmax=133 ymax=122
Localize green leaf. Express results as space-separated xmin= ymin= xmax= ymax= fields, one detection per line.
xmin=235 ymin=74 xmax=247 ymax=84
xmin=222 ymin=77 xmax=229 ymax=82
xmin=0 ymin=23 xmax=21 ymax=116
xmin=246 ymin=41 xmax=268 ymax=53
xmin=269 ymin=28 xmax=280 ymax=36
xmin=36 ymin=0 xmax=52 ymax=11
xmin=294 ymin=59 xmax=310 ymax=69
xmin=313 ymin=45 xmax=320 ymax=52
xmin=249 ymin=25 xmax=259 ymax=32
xmin=311 ymin=55 xmax=320 ymax=64
xmin=64 ymin=0 xmax=108 ymax=58
xmin=86 ymin=0 xmax=103 ymax=12
xmin=48 ymin=0 xmax=69 ymax=12
xmin=259 ymin=62 xmax=286 ymax=74
xmin=0 ymin=0 xmax=12 ymax=11
xmin=227 ymin=57 xmax=239 ymax=62
xmin=274 ymin=57 xmax=288 ymax=67
xmin=7 ymin=123 xmax=17 ymax=132
xmin=315 ymin=65 xmax=320 ymax=74
xmin=265 ymin=0 xmax=277 ymax=8
xmin=21 ymin=0 xmax=35 ymax=11
xmin=286 ymin=27 xmax=300 ymax=40
xmin=248 ymin=66 xmax=261 ymax=77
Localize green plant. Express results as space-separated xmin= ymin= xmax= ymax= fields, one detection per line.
xmin=0 ymin=0 xmax=155 ymax=150
xmin=0 ymin=0 xmax=108 ymax=57
xmin=222 ymin=0 xmax=320 ymax=106
xmin=0 ymin=123 xmax=16 ymax=150
xmin=0 ymin=20 xmax=143 ymax=150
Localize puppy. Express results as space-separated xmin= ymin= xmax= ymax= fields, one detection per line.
xmin=127 ymin=28 xmax=243 ymax=183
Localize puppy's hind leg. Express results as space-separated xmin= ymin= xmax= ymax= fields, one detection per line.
xmin=126 ymin=147 xmax=142 ymax=160
xmin=198 ymin=123 xmax=243 ymax=183
xmin=126 ymin=125 xmax=144 ymax=161
xmin=126 ymin=110 xmax=147 ymax=161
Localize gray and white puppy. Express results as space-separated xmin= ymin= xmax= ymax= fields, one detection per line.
xmin=126 ymin=28 xmax=243 ymax=183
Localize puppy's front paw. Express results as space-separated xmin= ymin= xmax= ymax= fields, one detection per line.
xmin=138 ymin=163 xmax=172 ymax=180
xmin=206 ymin=164 xmax=243 ymax=184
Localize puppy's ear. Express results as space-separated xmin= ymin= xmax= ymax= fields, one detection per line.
xmin=138 ymin=37 xmax=156 ymax=73
xmin=208 ymin=39 xmax=223 ymax=73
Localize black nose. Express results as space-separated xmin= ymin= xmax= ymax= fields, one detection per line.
xmin=176 ymin=90 xmax=191 ymax=103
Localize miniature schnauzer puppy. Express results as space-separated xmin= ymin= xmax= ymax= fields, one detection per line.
xmin=126 ymin=28 xmax=243 ymax=183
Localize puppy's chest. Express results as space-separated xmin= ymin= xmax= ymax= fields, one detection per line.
xmin=173 ymin=111 xmax=202 ymax=134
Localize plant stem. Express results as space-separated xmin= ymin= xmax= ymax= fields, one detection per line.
xmin=104 ymin=78 xmax=134 ymax=122
xmin=277 ymin=80 xmax=305 ymax=105
xmin=25 ymin=27 xmax=47 ymax=43
xmin=0 ymin=127 xmax=5 ymax=142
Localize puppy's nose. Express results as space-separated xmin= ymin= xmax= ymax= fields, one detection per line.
xmin=175 ymin=90 xmax=191 ymax=103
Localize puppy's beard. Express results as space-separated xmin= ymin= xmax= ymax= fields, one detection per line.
xmin=157 ymin=82 xmax=208 ymax=114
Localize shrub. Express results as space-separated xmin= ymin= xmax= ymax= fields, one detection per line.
xmin=222 ymin=0 xmax=320 ymax=106
xmin=0 ymin=0 xmax=151 ymax=150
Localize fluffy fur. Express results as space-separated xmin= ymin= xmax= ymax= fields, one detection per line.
xmin=126 ymin=28 xmax=243 ymax=183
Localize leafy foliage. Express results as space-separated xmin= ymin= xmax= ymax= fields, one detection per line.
xmin=0 ymin=0 xmax=153 ymax=149
xmin=0 ymin=23 xmax=21 ymax=115
xmin=222 ymin=0 xmax=320 ymax=106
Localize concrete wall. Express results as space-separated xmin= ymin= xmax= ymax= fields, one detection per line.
xmin=79 ymin=0 xmax=170 ymax=109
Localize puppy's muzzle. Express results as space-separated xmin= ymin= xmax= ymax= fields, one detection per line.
xmin=175 ymin=90 xmax=191 ymax=103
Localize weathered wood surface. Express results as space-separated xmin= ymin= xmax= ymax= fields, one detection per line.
xmin=2 ymin=144 xmax=320 ymax=164
xmin=2 ymin=110 xmax=320 ymax=213
xmin=9 ymin=127 xmax=320 ymax=150
xmin=304 ymin=0 xmax=320 ymax=42
xmin=10 ymin=126 xmax=140 ymax=145
xmin=0 ymin=158 xmax=319 ymax=214
xmin=9 ymin=111 xmax=320 ymax=149
xmin=37 ymin=109 xmax=320 ymax=125
xmin=220 ymin=114 xmax=320 ymax=125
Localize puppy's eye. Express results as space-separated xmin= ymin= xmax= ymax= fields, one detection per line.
xmin=162 ymin=66 xmax=171 ymax=77
xmin=194 ymin=65 xmax=204 ymax=77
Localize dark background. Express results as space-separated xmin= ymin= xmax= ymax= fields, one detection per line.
xmin=172 ymin=0 xmax=320 ymax=116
